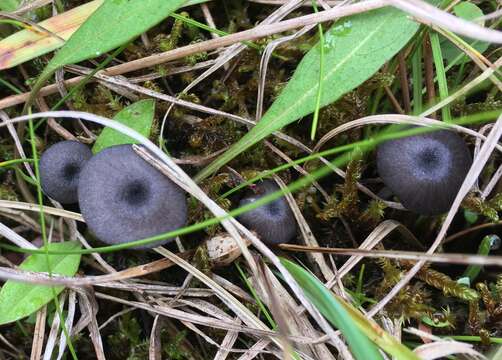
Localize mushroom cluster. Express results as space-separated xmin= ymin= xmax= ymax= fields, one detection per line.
xmin=39 ymin=142 xmax=187 ymax=249
xmin=376 ymin=128 xmax=472 ymax=215
xmin=237 ymin=180 xmax=297 ymax=244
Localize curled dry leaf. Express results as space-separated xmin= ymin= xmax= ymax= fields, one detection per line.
xmin=205 ymin=233 xmax=252 ymax=267
xmin=0 ymin=0 xmax=103 ymax=70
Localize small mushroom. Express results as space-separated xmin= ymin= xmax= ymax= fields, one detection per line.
xmin=39 ymin=140 xmax=92 ymax=204
xmin=78 ymin=145 xmax=187 ymax=249
xmin=377 ymin=129 xmax=472 ymax=215
xmin=237 ymin=180 xmax=297 ymax=244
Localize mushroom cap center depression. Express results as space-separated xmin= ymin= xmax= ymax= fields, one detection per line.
xmin=413 ymin=141 xmax=451 ymax=181
xmin=62 ymin=163 xmax=81 ymax=181
xmin=120 ymin=180 xmax=150 ymax=206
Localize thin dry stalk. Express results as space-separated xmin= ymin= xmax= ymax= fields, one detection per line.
xmin=423 ymin=56 xmax=502 ymax=117
xmin=279 ymin=244 xmax=502 ymax=267
xmin=325 ymin=220 xmax=418 ymax=287
xmin=0 ymin=200 xmax=84 ymax=222
xmin=56 ymin=290 xmax=77 ymax=360
xmin=256 ymin=259 xmax=295 ymax=360
xmin=250 ymin=263 xmax=337 ymax=360
xmin=149 ymin=315 xmax=162 ymax=360
xmin=482 ymin=164 xmax=502 ymax=199
xmin=30 ymin=306 xmax=47 ymax=360
xmin=213 ymin=318 xmax=241 ymax=360
xmin=0 ymin=253 xmax=191 ymax=286
xmin=42 ymin=293 xmax=67 ymax=360
xmin=405 ymin=328 xmax=485 ymax=359
xmin=434 ymin=26 xmax=502 ymax=92
xmin=0 ymin=221 xmax=37 ymax=249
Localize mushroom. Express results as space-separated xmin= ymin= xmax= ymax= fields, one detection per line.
xmin=237 ymin=180 xmax=297 ymax=244
xmin=376 ymin=129 xmax=472 ymax=215
xmin=78 ymin=145 xmax=187 ymax=249
xmin=39 ymin=140 xmax=92 ymax=204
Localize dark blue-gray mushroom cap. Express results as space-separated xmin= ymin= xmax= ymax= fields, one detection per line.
xmin=39 ymin=140 xmax=92 ymax=204
xmin=78 ymin=145 xmax=187 ymax=249
xmin=377 ymin=129 xmax=472 ymax=215
xmin=237 ymin=180 xmax=297 ymax=244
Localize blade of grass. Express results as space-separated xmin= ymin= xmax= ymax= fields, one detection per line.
xmin=235 ymin=262 xmax=276 ymax=329
xmin=332 ymin=292 xmax=421 ymax=360
xmin=169 ymin=12 xmax=263 ymax=53
xmin=429 ymin=31 xmax=451 ymax=122
xmin=462 ymin=234 xmax=501 ymax=282
xmin=0 ymin=76 xmax=23 ymax=94
xmin=280 ymin=258 xmax=384 ymax=360
xmin=310 ymin=0 xmax=325 ymax=140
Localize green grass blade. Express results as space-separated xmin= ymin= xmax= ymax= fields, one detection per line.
xmin=282 ymin=258 xmax=421 ymax=360
xmin=462 ymin=234 xmax=501 ymax=282
xmin=333 ymin=293 xmax=421 ymax=360
xmin=310 ymin=0 xmax=325 ymax=140
xmin=196 ymin=6 xmax=420 ymax=181
xmin=280 ymin=258 xmax=384 ymax=360
xmin=429 ymin=31 xmax=451 ymax=122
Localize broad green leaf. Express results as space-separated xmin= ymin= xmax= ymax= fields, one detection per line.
xmin=45 ymin=0 xmax=185 ymax=70
xmin=0 ymin=0 xmax=211 ymax=70
xmin=26 ymin=0 xmax=185 ymax=111
xmin=196 ymin=7 xmax=420 ymax=181
xmin=281 ymin=258 xmax=384 ymax=360
xmin=440 ymin=2 xmax=489 ymax=65
xmin=0 ymin=1 xmax=103 ymax=71
xmin=0 ymin=0 xmax=19 ymax=11
xmin=0 ymin=241 xmax=81 ymax=325
xmin=93 ymin=99 xmax=155 ymax=153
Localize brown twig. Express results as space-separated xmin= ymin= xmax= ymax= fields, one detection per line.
xmin=398 ymin=51 xmax=411 ymax=113
xmin=384 ymin=86 xmax=405 ymax=114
